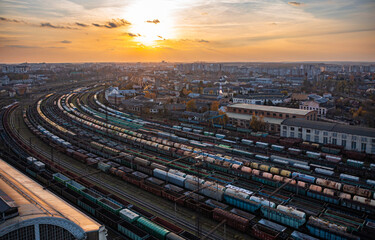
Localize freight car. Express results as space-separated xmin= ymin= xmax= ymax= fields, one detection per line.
xmin=21 ymin=91 xmax=374 ymax=240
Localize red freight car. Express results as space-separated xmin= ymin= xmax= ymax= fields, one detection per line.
xmin=251 ymin=224 xmax=282 ymax=240
xmin=140 ymin=181 xmax=163 ymax=197
xmin=212 ymin=208 xmax=249 ymax=232
xmin=152 ymin=217 xmax=184 ymax=234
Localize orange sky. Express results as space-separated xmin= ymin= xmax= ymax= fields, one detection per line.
xmin=0 ymin=0 xmax=374 ymax=63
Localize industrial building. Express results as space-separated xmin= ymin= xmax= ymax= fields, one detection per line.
xmin=227 ymin=103 xmax=316 ymax=133
xmin=0 ymin=159 xmax=107 ymax=240
xmin=232 ymin=93 xmax=286 ymax=105
xmin=281 ymin=118 xmax=375 ymax=154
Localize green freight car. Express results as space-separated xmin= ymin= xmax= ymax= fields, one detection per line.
xmin=136 ymin=217 xmax=170 ymax=240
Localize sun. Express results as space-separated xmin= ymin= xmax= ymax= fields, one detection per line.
xmin=125 ymin=0 xmax=176 ymax=46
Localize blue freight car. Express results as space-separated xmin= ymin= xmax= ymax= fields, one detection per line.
xmin=223 ymin=193 xmax=261 ymax=213
xmin=291 ymin=230 xmax=319 ymax=240
xmin=307 ymin=217 xmax=360 ymax=240
xmin=306 ymin=191 xmax=340 ymax=205
xmin=260 ymin=205 xmax=306 ymax=229
xmin=292 ymin=173 xmax=316 ymax=183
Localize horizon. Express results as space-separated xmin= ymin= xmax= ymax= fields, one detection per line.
xmin=2 ymin=60 xmax=375 ymax=65
xmin=0 ymin=0 xmax=374 ymax=63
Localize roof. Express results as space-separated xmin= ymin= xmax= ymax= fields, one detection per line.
xmin=229 ymin=103 xmax=314 ymax=115
xmin=233 ymin=94 xmax=284 ymax=100
xmin=315 ymin=98 xmax=328 ymax=104
xmin=0 ymin=189 xmax=17 ymax=213
xmin=282 ymin=118 xmax=375 ymax=138
xmin=0 ymin=159 xmax=103 ymax=235
xmin=227 ymin=112 xmax=285 ymax=125
xmin=308 ymin=94 xmax=322 ymax=100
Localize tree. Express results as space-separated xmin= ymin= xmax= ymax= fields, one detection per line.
xmin=124 ymin=83 xmax=134 ymax=89
xmin=199 ymin=87 xmax=203 ymax=94
xmin=198 ymin=80 xmax=204 ymax=88
xmin=144 ymin=91 xmax=156 ymax=99
xmin=353 ymin=107 xmax=367 ymax=118
xmin=183 ymin=88 xmax=192 ymax=96
xmin=211 ymin=101 xmax=220 ymax=111
xmin=281 ymin=90 xmax=288 ymax=96
xmin=250 ymin=113 xmax=265 ymax=131
xmin=219 ymin=110 xmax=229 ymax=124
xmin=186 ymin=99 xmax=197 ymax=111
xmin=266 ymin=100 xmax=274 ymax=106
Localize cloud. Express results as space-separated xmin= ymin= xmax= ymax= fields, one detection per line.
xmin=127 ymin=32 xmax=140 ymax=37
xmin=197 ymin=39 xmax=209 ymax=43
xmin=0 ymin=17 xmax=24 ymax=23
xmin=5 ymin=45 xmax=39 ymax=48
xmin=0 ymin=17 xmax=28 ymax=24
xmin=92 ymin=19 xmax=131 ymax=28
xmin=40 ymin=22 xmax=73 ymax=29
xmin=0 ymin=37 xmax=15 ymax=43
xmin=75 ymin=22 xmax=88 ymax=27
xmin=60 ymin=40 xmax=71 ymax=44
xmin=4 ymin=44 xmax=67 ymax=49
xmin=213 ymin=27 xmax=375 ymax=48
xmin=146 ymin=19 xmax=160 ymax=24
xmin=288 ymin=2 xmax=303 ymax=7
xmin=175 ymin=39 xmax=210 ymax=43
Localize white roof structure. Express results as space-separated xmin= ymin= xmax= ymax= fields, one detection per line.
xmin=229 ymin=103 xmax=313 ymax=115
xmin=0 ymin=159 xmax=106 ymax=240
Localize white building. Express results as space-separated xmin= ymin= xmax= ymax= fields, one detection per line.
xmin=300 ymin=100 xmax=329 ymax=117
xmin=281 ymin=118 xmax=375 ymax=154
xmin=232 ymin=94 xmax=285 ymax=105
xmin=299 ymin=94 xmax=333 ymax=117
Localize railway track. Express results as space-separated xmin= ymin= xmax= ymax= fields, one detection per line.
xmin=9 ymin=90 xmax=374 ymax=240
xmin=8 ymin=106 xmax=223 ymax=240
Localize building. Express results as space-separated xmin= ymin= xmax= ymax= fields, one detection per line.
xmin=107 ymin=93 xmax=125 ymax=105
xmin=232 ymin=93 xmax=285 ymax=105
xmin=299 ymin=94 xmax=334 ymax=117
xmin=0 ymin=159 xmax=106 ymax=240
xmin=280 ymin=118 xmax=375 ymax=154
xmin=1 ymin=65 xmax=29 ymax=73
xmin=237 ymin=77 xmax=273 ymax=85
xmin=121 ymin=96 xmax=164 ymax=114
xmin=203 ymin=87 xmax=222 ymax=95
xmin=0 ymin=75 xmax=10 ymax=86
xmin=105 ymin=87 xmax=136 ymax=105
xmin=290 ymin=93 xmax=309 ymax=101
xmin=227 ymin=103 xmax=316 ymax=132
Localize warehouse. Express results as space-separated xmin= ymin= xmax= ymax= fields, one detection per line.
xmin=227 ymin=103 xmax=316 ymax=133
xmin=0 ymin=159 xmax=107 ymax=240
xmin=281 ymin=118 xmax=375 ymax=154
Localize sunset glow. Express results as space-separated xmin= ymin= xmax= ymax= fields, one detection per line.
xmin=125 ymin=0 xmax=177 ymax=46
xmin=0 ymin=0 xmax=374 ymax=62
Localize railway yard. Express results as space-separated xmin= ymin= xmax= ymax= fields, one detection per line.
xmin=1 ymin=84 xmax=375 ymax=240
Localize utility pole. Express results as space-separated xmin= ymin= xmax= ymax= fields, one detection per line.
xmin=196 ymin=159 xmax=201 ymax=239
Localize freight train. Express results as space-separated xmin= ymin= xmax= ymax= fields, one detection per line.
xmin=13 ymin=90 xmax=375 ymax=240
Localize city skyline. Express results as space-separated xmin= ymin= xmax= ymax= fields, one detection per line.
xmin=0 ymin=0 xmax=374 ymax=63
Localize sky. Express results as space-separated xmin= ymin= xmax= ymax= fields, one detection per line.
xmin=0 ymin=0 xmax=374 ymax=63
